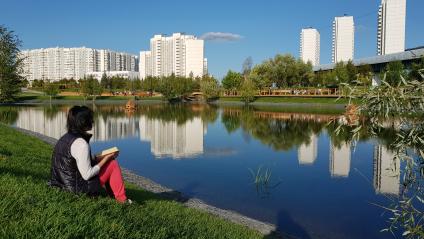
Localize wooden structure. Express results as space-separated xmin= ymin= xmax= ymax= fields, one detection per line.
xmin=222 ymin=88 xmax=340 ymax=98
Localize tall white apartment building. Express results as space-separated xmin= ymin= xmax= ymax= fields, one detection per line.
xmin=139 ymin=33 xmax=206 ymax=79
xmin=332 ymin=16 xmax=355 ymax=63
xmin=377 ymin=0 xmax=406 ymax=55
xmin=300 ymin=28 xmax=320 ymax=66
xmin=20 ymin=47 xmax=138 ymax=82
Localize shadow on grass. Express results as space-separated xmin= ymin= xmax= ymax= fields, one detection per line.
xmin=0 ymin=166 xmax=49 ymax=182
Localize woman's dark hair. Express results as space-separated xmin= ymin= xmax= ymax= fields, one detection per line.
xmin=67 ymin=106 xmax=94 ymax=135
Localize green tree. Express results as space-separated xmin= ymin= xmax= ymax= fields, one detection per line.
xmin=357 ymin=64 xmax=373 ymax=86
xmin=334 ymin=61 xmax=349 ymax=84
xmin=142 ymin=76 xmax=159 ymax=95
xmin=345 ymin=60 xmax=358 ymax=84
xmin=250 ymin=63 xmax=272 ymax=89
xmin=296 ymin=59 xmax=314 ymax=87
xmin=240 ymin=78 xmax=257 ymax=104
xmin=100 ymin=72 xmax=111 ymax=91
xmin=222 ymin=70 xmax=243 ymax=90
xmin=157 ymin=75 xmax=195 ymax=101
xmin=133 ymin=78 xmax=142 ymax=90
xmin=43 ymin=80 xmax=59 ymax=103
xmin=0 ymin=25 xmax=24 ymax=102
xmin=31 ymin=79 xmax=44 ymax=88
xmin=200 ymin=75 xmax=220 ymax=101
xmin=80 ymin=77 xmax=103 ymax=101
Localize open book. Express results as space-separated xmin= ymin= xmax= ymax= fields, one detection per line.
xmin=96 ymin=147 xmax=119 ymax=157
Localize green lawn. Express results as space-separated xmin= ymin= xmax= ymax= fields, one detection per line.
xmin=0 ymin=124 xmax=263 ymax=239
xmin=218 ymin=96 xmax=357 ymax=105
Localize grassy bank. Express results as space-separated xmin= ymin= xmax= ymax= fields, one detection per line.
xmin=218 ymin=96 xmax=356 ymax=105
xmin=0 ymin=124 xmax=263 ymax=238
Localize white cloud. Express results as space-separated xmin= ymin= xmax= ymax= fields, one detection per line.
xmin=200 ymin=32 xmax=243 ymax=42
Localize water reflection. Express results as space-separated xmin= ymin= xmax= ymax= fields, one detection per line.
xmin=139 ymin=115 xmax=204 ymax=158
xmin=4 ymin=103 xmax=409 ymax=239
xmin=329 ymin=142 xmax=351 ymax=177
xmin=298 ymin=134 xmax=318 ymax=165
xmin=373 ymin=145 xmax=400 ymax=195
xmin=14 ymin=105 xmax=209 ymax=159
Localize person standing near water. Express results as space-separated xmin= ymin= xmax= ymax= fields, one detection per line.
xmin=48 ymin=105 xmax=131 ymax=203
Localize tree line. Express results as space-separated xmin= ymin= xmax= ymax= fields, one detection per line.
xmin=1 ymin=24 xmax=424 ymax=103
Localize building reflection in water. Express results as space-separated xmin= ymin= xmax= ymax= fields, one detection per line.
xmin=15 ymin=107 xmax=205 ymax=159
xmin=139 ymin=116 xmax=204 ymax=159
xmin=94 ymin=116 xmax=139 ymax=141
xmin=16 ymin=108 xmax=68 ymax=140
xmin=373 ymin=145 xmax=400 ymax=195
xmin=298 ymin=134 xmax=318 ymax=165
xmin=329 ymin=142 xmax=351 ymax=177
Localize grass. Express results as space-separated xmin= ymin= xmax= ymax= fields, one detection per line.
xmin=218 ymin=96 xmax=358 ymax=105
xmin=0 ymin=124 xmax=263 ymax=239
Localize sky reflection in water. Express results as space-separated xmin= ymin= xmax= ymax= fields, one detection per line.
xmin=2 ymin=104 xmax=403 ymax=239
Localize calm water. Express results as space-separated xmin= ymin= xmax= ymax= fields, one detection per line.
xmin=1 ymin=104 xmax=406 ymax=239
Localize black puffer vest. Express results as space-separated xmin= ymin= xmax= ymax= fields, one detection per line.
xmin=48 ymin=132 xmax=101 ymax=196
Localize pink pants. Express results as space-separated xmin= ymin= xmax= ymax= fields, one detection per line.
xmin=99 ymin=159 xmax=127 ymax=202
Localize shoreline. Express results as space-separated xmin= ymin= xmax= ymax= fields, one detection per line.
xmin=12 ymin=126 xmax=287 ymax=238
xmin=3 ymin=97 xmax=347 ymax=108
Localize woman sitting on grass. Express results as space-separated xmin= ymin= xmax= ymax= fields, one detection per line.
xmin=49 ymin=105 xmax=131 ymax=203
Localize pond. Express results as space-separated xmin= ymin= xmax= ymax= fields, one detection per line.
xmin=0 ymin=103 xmax=407 ymax=238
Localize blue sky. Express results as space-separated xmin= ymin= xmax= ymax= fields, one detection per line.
xmin=1 ymin=0 xmax=423 ymax=78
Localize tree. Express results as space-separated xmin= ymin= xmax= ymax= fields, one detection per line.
xmin=80 ymin=77 xmax=103 ymax=101
xmin=240 ymin=78 xmax=257 ymax=104
xmin=31 ymin=79 xmax=44 ymax=88
xmin=0 ymin=25 xmax=24 ymax=102
xmin=334 ymin=61 xmax=351 ymax=84
xmin=296 ymin=59 xmax=314 ymax=87
xmin=200 ymin=75 xmax=220 ymax=101
xmin=156 ymin=74 xmax=195 ymax=101
xmin=250 ymin=63 xmax=272 ymax=89
xmin=142 ymin=76 xmax=159 ymax=95
xmin=100 ymin=72 xmax=111 ymax=91
xmin=43 ymin=80 xmax=59 ymax=103
xmin=345 ymin=60 xmax=358 ymax=84
xmin=357 ymin=64 xmax=373 ymax=86
xmin=222 ymin=70 xmax=243 ymax=90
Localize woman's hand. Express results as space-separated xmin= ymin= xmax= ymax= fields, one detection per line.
xmin=97 ymin=152 xmax=118 ymax=168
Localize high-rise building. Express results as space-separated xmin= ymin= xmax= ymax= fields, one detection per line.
xmin=139 ymin=33 xmax=206 ymax=79
xmin=377 ymin=0 xmax=407 ymax=55
xmin=300 ymin=28 xmax=320 ymax=66
xmin=332 ymin=16 xmax=355 ymax=63
xmin=20 ymin=47 xmax=138 ymax=82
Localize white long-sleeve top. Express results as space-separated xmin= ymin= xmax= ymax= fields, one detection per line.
xmin=70 ymin=138 xmax=100 ymax=180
